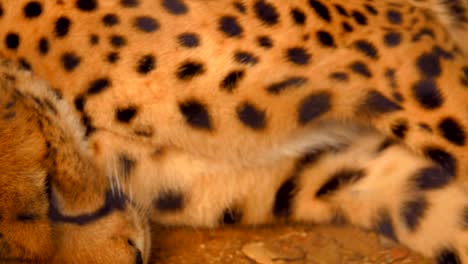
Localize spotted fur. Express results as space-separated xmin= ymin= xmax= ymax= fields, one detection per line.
xmin=0 ymin=0 xmax=467 ymax=263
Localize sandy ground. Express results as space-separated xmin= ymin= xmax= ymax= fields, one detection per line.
xmin=150 ymin=223 xmax=428 ymax=264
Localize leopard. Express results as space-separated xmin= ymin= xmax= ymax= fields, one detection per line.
xmin=0 ymin=0 xmax=467 ymax=263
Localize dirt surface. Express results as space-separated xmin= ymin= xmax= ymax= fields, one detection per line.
xmin=150 ymin=223 xmax=428 ymax=264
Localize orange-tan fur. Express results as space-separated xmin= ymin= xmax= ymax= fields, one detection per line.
xmin=0 ymin=0 xmax=467 ymax=263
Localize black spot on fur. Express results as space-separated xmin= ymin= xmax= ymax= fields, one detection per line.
xmin=353 ymin=40 xmax=378 ymax=59
xmin=308 ymin=0 xmax=331 ymax=22
xmin=436 ymin=249 xmax=461 ymax=264
xmin=176 ymin=61 xmax=205 ymax=80
xmin=359 ymin=90 xmax=402 ymax=116
xmin=110 ymin=35 xmax=126 ymax=48
xmin=24 ymin=1 xmax=42 ymax=18
xmin=432 ymin=45 xmax=454 ymax=60
xmin=116 ymin=106 xmax=138 ymax=123
xmin=61 ymin=52 xmax=81 ymax=72
xmin=87 ymin=78 xmax=110 ymax=95
xmin=118 ymin=154 xmax=136 ymax=178
xmin=177 ymin=33 xmax=200 ymax=48
xmin=5 ymin=33 xmax=20 ymax=50
xmin=391 ymin=120 xmax=408 ymax=138
xmin=291 ymin=8 xmax=306 ymax=25
xmin=412 ymin=79 xmax=443 ymax=109
xmin=162 ymin=0 xmax=188 ymax=15
xmin=286 ymin=47 xmax=311 ymax=65
xmin=254 ymin=0 xmax=279 ymax=25
xmin=219 ymin=16 xmax=243 ymax=37
xmin=412 ymin=28 xmax=435 ymax=42
xmin=342 ymin=21 xmax=353 ymax=32
xmin=445 ymin=1 xmax=468 ymax=24
xmin=412 ymin=165 xmax=453 ymax=190
xmin=257 ymin=36 xmax=273 ymax=48
xmin=352 ymin=10 xmax=367 ymax=25
xmin=82 ymin=114 xmax=96 ymax=136
xmin=237 ymin=102 xmax=266 ymax=130
xmin=221 ymin=208 xmax=243 ymax=224
xmin=364 ymin=4 xmax=378 ymax=15
xmin=154 ymin=190 xmax=185 ymax=212
xmin=376 ymin=137 xmax=396 ymax=153
xmin=375 ymin=209 xmax=398 ymax=241
xmin=316 ymin=168 xmax=365 ymax=197
xmin=76 ymin=0 xmax=97 ymax=11
xmin=19 ymin=58 xmax=32 ymax=71
xmin=38 ymin=37 xmax=49 ymax=55
xmin=179 ymin=100 xmax=212 ymax=130
xmin=107 ymin=52 xmax=119 ymax=64
xmin=334 ymin=4 xmax=349 ymax=16
xmin=416 ymin=53 xmax=441 ymax=78
xmin=438 ymin=117 xmax=466 ymax=146
xmin=316 ymin=30 xmax=335 ymax=47
xmin=234 ymin=51 xmax=258 ymax=65
xmin=385 ymin=68 xmax=397 ymax=88
xmin=299 ymin=141 xmax=348 ymax=161
xmin=102 ymin=13 xmax=119 ymax=27
xmin=220 ymin=70 xmax=245 ymax=92
xmin=393 ymin=92 xmax=404 ymax=102
xmin=74 ymin=95 xmax=85 ymax=112
xmin=329 ymin=72 xmax=348 ymax=82
xmin=55 ymin=16 xmax=71 ymax=37
xmin=401 ymin=197 xmax=428 ymax=231
xmin=424 ymin=146 xmax=457 ymax=177
xmin=384 ymin=32 xmax=402 ymax=47
xmin=273 ymin=177 xmax=296 ymax=217
xmin=233 ymin=1 xmax=246 ymax=13
xmin=387 ymin=9 xmax=402 ymax=24
xmin=89 ymin=34 xmax=99 ymax=45
xmin=136 ymin=54 xmax=156 ymax=74
xmin=134 ymin=16 xmax=159 ymax=32
xmin=75 ymin=123 xmax=92 ymax=143
xmin=349 ymin=61 xmax=372 ymax=78
xmin=298 ymin=92 xmax=331 ymax=125
xmin=267 ymin=76 xmax=308 ymax=94
xmin=121 ymin=0 xmax=139 ymax=8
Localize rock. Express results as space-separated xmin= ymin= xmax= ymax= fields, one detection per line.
xmin=242 ymin=242 xmax=283 ymax=264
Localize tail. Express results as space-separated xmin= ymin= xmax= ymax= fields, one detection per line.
xmin=278 ymin=127 xmax=467 ymax=263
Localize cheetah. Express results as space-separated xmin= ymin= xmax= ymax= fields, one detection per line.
xmin=0 ymin=0 xmax=467 ymax=263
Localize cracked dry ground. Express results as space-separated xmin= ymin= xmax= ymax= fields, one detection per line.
xmin=150 ymin=224 xmax=429 ymax=264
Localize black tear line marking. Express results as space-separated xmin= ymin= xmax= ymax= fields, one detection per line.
xmin=315 ymin=168 xmax=365 ymax=197
xmin=46 ymin=176 xmax=126 ymax=225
